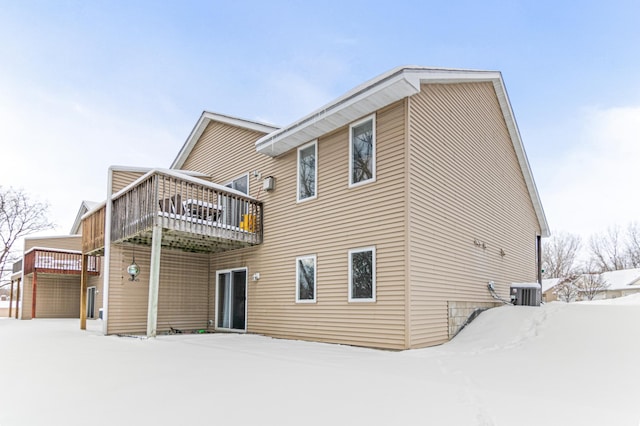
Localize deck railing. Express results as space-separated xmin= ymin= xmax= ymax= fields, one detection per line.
xmin=23 ymin=248 xmax=101 ymax=275
xmin=110 ymin=170 xmax=263 ymax=251
xmin=82 ymin=204 xmax=106 ymax=254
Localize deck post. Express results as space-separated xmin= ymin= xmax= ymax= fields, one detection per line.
xmin=147 ymin=224 xmax=162 ymax=337
xmin=80 ymin=254 xmax=88 ymax=330
xmin=15 ymin=278 xmax=20 ymax=319
xmin=32 ymin=272 xmax=37 ymax=319
xmin=8 ymin=279 xmax=14 ymax=317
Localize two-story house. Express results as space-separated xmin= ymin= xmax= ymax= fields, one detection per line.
xmin=80 ymin=66 xmax=549 ymax=349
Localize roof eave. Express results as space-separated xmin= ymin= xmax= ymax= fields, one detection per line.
xmin=255 ymin=70 xmax=421 ymax=157
xmin=171 ymin=111 xmax=279 ymax=170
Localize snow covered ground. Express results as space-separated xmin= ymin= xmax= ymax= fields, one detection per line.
xmin=1 ymin=297 xmax=639 ymax=426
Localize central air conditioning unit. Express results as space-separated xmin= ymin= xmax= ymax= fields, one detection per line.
xmin=510 ymin=283 xmax=541 ymax=306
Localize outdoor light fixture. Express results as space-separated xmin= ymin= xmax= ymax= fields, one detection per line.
xmin=127 ymin=256 xmax=140 ymax=281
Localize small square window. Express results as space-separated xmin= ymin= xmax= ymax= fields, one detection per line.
xmin=348 ymin=247 xmax=376 ymax=302
xmin=296 ymin=255 xmax=317 ymax=303
xmin=349 ymin=115 xmax=376 ymax=187
xmin=297 ymin=140 xmax=317 ymax=202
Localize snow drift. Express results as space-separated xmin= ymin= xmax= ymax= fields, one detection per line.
xmin=1 ymin=297 xmax=639 ymax=425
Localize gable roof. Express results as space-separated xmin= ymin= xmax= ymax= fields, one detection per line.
xmin=167 ymin=66 xmax=549 ymax=237
xmin=70 ymin=200 xmax=100 ymax=235
xmin=255 ymin=66 xmax=549 ymax=237
xmin=598 ymin=268 xmax=640 ymax=290
xmin=171 ymin=111 xmax=279 ymax=169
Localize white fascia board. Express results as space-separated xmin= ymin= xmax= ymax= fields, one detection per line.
xmin=70 ymin=200 xmax=100 ymax=235
xmin=256 ymin=70 xmax=421 ymax=157
xmin=255 ymin=67 xmax=502 ymax=157
xmin=171 ymin=111 xmax=279 ymax=170
xmin=24 ymin=235 xmax=81 ymax=242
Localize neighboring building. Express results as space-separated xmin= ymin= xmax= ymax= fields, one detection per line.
xmin=541 ymin=278 xmax=561 ymax=302
xmin=538 ymin=269 xmax=640 ymax=303
xmin=8 ymin=201 xmax=103 ymax=321
xmin=81 ymin=66 xmax=549 ymax=350
xmin=580 ymin=268 xmax=640 ymax=300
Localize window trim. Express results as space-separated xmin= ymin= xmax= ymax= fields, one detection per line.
xmin=225 ymin=173 xmax=250 ymax=195
xmin=296 ymin=254 xmax=317 ymax=303
xmin=348 ymin=114 xmax=376 ymax=188
xmin=296 ymin=140 xmax=318 ymax=203
xmin=348 ymin=246 xmax=376 ymax=303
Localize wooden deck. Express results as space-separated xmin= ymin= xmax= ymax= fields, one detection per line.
xmin=82 ymin=170 xmax=263 ymax=254
xmin=23 ymin=248 xmax=100 ymax=276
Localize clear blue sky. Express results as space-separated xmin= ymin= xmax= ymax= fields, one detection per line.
xmin=1 ymin=0 xmax=639 ymax=242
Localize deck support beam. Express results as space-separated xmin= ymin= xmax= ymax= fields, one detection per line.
xmin=32 ymin=272 xmax=37 ymax=319
xmin=147 ymin=224 xmax=162 ymax=337
xmin=15 ymin=279 xmax=20 ymax=319
xmin=80 ymin=254 xmax=88 ymax=330
xmin=8 ymin=279 xmax=14 ymax=318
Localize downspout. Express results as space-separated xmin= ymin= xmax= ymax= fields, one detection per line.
xmin=537 ymin=235 xmax=542 ymax=286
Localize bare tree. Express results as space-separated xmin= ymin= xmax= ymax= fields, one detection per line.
xmin=542 ymin=233 xmax=582 ymax=279
xmin=553 ymin=274 xmax=580 ymax=303
xmin=625 ymin=222 xmax=640 ymax=268
xmin=0 ymin=187 xmax=55 ymax=286
xmin=575 ymin=274 xmax=609 ymax=301
xmin=589 ymin=226 xmax=628 ymax=272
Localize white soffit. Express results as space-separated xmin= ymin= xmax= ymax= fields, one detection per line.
xmin=255 ymin=67 xmax=502 ymax=157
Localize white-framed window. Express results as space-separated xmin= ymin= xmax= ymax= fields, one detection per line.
xmin=225 ymin=173 xmax=249 ymax=194
xmin=348 ymin=246 xmax=376 ymax=302
xmin=296 ymin=255 xmax=317 ymax=303
xmin=297 ymin=140 xmax=317 ymax=202
xmin=349 ymin=114 xmax=376 ymax=187
xmin=223 ymin=173 xmax=250 ymax=227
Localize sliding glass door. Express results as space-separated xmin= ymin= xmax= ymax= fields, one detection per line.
xmin=216 ymin=269 xmax=246 ymax=331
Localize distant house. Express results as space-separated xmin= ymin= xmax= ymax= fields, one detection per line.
xmin=541 ymin=278 xmax=561 ymax=302
xmin=538 ymin=269 xmax=640 ymax=303
xmin=80 ymin=66 xmax=549 ymax=349
xmin=581 ymin=268 xmax=640 ymax=300
xmin=9 ymin=201 xmax=102 ymax=320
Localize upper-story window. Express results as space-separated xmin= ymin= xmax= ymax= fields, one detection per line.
xmin=297 ymin=140 xmax=317 ymax=202
xmin=349 ymin=114 xmax=376 ymax=187
xmin=225 ymin=174 xmax=249 ymax=194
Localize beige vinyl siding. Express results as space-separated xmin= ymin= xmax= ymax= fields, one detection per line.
xmin=181 ymin=121 xmax=271 ymax=180
xmin=407 ymin=83 xmax=540 ymax=348
xmin=19 ymin=274 xmax=80 ymax=318
xmin=33 ymin=275 xmax=80 ymax=318
xmin=87 ymin=272 xmax=103 ymax=318
xmin=200 ymin=102 xmax=408 ymax=349
xmin=19 ymin=277 xmax=33 ymax=319
xmin=24 ymin=236 xmax=81 ymax=252
xmin=106 ymin=244 xmax=210 ymax=335
xmin=112 ymin=171 xmax=146 ymax=194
